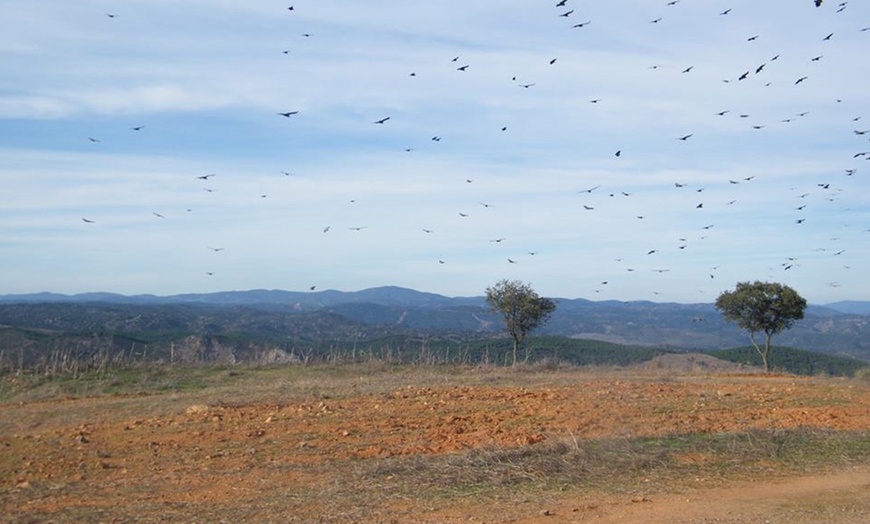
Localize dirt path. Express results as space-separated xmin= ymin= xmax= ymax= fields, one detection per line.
xmin=414 ymin=466 xmax=870 ymax=523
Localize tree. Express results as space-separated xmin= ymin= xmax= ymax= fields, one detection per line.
xmin=485 ymin=279 xmax=557 ymax=366
xmin=714 ymin=281 xmax=807 ymax=373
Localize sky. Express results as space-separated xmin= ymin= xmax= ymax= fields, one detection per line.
xmin=1 ymin=0 xmax=868 ymax=304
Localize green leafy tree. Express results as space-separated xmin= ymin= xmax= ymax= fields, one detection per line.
xmin=715 ymin=281 xmax=807 ymax=373
xmin=485 ymin=279 xmax=557 ymax=366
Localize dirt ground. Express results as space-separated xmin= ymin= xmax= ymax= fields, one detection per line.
xmin=1 ymin=364 xmax=869 ymax=523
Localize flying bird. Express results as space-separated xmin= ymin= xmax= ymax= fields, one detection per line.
xmin=677 ymin=134 xmax=693 ymax=141
xmin=81 ymin=218 xmax=95 ymax=223
xmin=278 ymin=111 xmax=299 ymax=117
xmin=560 ymin=9 xmax=574 ymax=17
xmin=131 ymin=126 xmax=145 ymax=131
xmin=373 ymin=117 xmax=391 ymax=124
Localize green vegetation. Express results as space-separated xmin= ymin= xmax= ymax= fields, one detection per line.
xmin=707 ymin=345 xmax=869 ymax=377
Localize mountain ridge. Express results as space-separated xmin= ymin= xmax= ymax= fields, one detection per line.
xmin=1 ymin=286 xmax=868 ymax=364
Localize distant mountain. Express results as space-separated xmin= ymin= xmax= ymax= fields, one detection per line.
xmin=824 ymin=301 xmax=870 ymax=316
xmin=0 ymin=286 xmax=484 ymax=309
xmin=1 ymin=287 xmax=868 ymax=362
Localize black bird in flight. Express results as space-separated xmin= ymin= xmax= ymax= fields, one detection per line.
xmin=823 ymin=32 xmax=833 ymax=40
xmin=815 ymin=0 xmax=822 ymax=6
xmin=573 ymin=21 xmax=591 ymax=28
xmin=556 ymin=0 xmax=568 ymax=6
xmin=560 ymin=9 xmax=574 ymax=17
xmin=131 ymin=125 xmax=145 ymax=131
xmin=677 ymin=134 xmax=693 ymax=141
xmin=457 ymin=64 xmax=469 ymax=71
xmin=682 ymin=66 xmax=693 ymax=73
xmin=795 ymin=76 xmax=808 ymax=84
xmin=373 ymin=117 xmax=391 ymax=124
xmin=278 ymin=111 xmax=299 ymax=117
xmin=196 ymin=174 xmax=215 ymax=180
xmin=81 ymin=218 xmax=95 ymax=223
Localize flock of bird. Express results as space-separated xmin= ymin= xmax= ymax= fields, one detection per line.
xmin=67 ymin=0 xmax=867 ymax=299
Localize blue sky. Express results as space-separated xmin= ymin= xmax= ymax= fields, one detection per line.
xmin=1 ymin=0 xmax=868 ymax=303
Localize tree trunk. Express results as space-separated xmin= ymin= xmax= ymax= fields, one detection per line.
xmin=511 ymin=337 xmax=519 ymax=366
xmin=762 ymin=333 xmax=772 ymax=373
xmin=749 ymin=332 xmax=770 ymax=373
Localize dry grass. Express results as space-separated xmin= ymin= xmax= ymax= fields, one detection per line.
xmin=356 ymin=428 xmax=870 ymax=503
